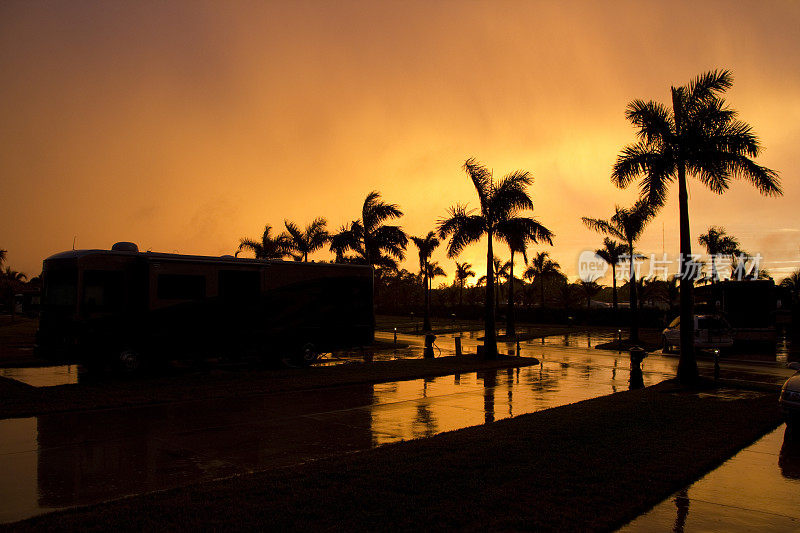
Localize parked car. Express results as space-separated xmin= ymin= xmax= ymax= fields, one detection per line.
xmin=780 ymin=362 xmax=800 ymax=427
xmin=662 ymin=314 xmax=734 ymax=353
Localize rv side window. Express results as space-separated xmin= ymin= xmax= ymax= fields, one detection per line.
xmin=219 ymin=270 xmax=260 ymax=300
xmin=45 ymin=268 xmax=77 ymax=307
xmin=83 ymin=270 xmax=125 ymax=312
xmin=157 ymin=274 xmax=206 ymax=300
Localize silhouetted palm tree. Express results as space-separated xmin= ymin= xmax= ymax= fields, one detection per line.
xmin=282 ymin=218 xmax=329 ymax=262
xmin=2 ymin=267 xmax=26 ymax=283
xmin=698 ymin=226 xmax=740 ymax=283
xmin=781 ymin=269 xmax=800 ymax=305
xmin=612 ymin=69 xmax=781 ymax=384
xmin=636 ymin=277 xmax=666 ymax=310
xmin=583 ymin=199 xmax=656 ymax=342
xmin=578 ymin=279 xmax=603 ymax=309
xmin=497 ymin=215 xmax=553 ymax=336
xmin=329 ymin=191 xmax=407 ymax=274
xmin=523 ymin=252 xmax=562 ymax=308
xmin=438 ymin=159 xmax=540 ymax=358
xmin=0 ymin=249 xmax=6 ymax=268
xmin=594 ymin=238 xmax=629 ymax=313
xmin=426 ymin=261 xmax=446 ymax=291
xmin=237 ymin=224 xmax=290 ymax=260
xmin=454 ymin=261 xmax=475 ymax=306
xmin=411 ymin=231 xmax=440 ymax=331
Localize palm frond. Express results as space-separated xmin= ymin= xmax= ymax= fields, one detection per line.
xmin=489 ymin=171 xmax=534 ymax=221
xmin=463 ymin=158 xmax=492 ymax=207
xmin=438 ymin=205 xmax=486 ymax=258
xmin=686 ymin=69 xmax=733 ymax=106
xmin=581 ymin=217 xmax=624 ymax=242
xmin=237 ymin=239 xmax=261 ymax=254
xmin=625 ymin=99 xmax=674 ymax=144
xmin=362 ymin=191 xmax=403 ymax=232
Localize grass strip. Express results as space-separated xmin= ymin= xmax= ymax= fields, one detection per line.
xmin=0 ymin=355 xmax=539 ymax=419
xmin=6 ymin=380 xmax=783 ymax=532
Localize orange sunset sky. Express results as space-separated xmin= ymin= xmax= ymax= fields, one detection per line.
xmin=1 ymin=1 xmax=799 ymax=284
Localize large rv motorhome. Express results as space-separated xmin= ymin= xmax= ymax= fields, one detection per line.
xmin=36 ymin=242 xmax=374 ymax=369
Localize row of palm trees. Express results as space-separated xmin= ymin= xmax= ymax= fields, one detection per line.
xmin=238 ymin=70 xmax=781 ymax=385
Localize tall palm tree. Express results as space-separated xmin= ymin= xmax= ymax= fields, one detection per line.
xmin=698 ymin=226 xmax=740 ymax=283
xmin=497 ymin=215 xmax=553 ymax=336
xmin=454 ymin=261 xmax=475 ymax=306
xmin=329 ymin=191 xmax=407 ymax=273
xmin=411 ymin=231 xmax=440 ymax=331
xmin=611 ymin=69 xmax=781 ymax=384
xmin=438 ymin=158 xmax=540 ymax=358
xmin=582 ymin=199 xmax=657 ymax=342
xmin=238 ymin=224 xmax=290 ymax=260
xmin=282 ymin=218 xmax=329 ymax=262
xmin=594 ymin=238 xmax=629 ymax=313
xmin=523 ymin=252 xmax=562 ymax=308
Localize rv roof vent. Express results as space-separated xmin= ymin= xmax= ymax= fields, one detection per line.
xmin=111 ymin=242 xmax=139 ymax=252
xmin=220 ymin=254 xmax=235 ymax=258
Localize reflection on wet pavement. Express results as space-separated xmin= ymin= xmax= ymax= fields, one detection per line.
xmin=0 ymin=345 xmax=672 ymax=523
xmin=620 ymin=424 xmax=800 ymax=531
xmin=0 ymin=365 xmax=80 ymax=387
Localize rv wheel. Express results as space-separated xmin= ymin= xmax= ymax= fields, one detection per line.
xmin=118 ymin=347 xmax=142 ymax=373
xmin=301 ymin=343 xmax=319 ymax=366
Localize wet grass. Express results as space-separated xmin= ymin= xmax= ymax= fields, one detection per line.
xmin=0 ymin=355 xmax=539 ymax=419
xmin=5 ymin=379 xmax=782 ymax=532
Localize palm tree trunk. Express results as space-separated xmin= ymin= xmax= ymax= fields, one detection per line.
xmin=423 ymin=265 xmax=431 ymax=331
xmin=507 ymin=251 xmax=516 ymax=337
xmin=612 ymin=264 xmax=618 ymax=313
xmin=459 ymin=279 xmax=463 ymax=306
xmin=629 ymin=239 xmax=639 ymax=342
xmin=673 ymin=89 xmax=698 ymax=385
xmin=484 ymin=231 xmax=497 ymax=358
xmin=495 ymin=265 xmax=500 ymax=312
xmin=711 ymin=256 xmax=717 ymax=284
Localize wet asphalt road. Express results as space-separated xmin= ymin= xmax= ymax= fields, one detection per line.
xmin=0 ymin=332 xmax=795 ymax=525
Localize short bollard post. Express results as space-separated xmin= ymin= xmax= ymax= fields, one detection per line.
xmin=714 ymin=349 xmax=720 ymax=382
xmin=424 ymin=333 xmax=436 ymax=359
xmin=629 ymin=346 xmax=645 ymax=390
xmin=454 ymin=336 xmax=462 ymax=357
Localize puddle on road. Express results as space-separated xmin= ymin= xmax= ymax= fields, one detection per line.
xmin=620 ymin=424 xmax=800 ymax=531
xmin=0 ymin=348 xmax=671 ymax=523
